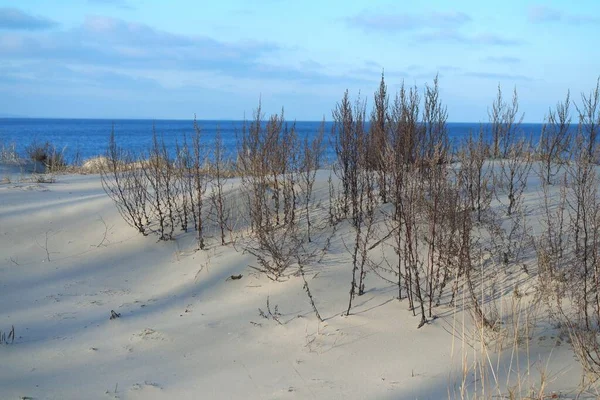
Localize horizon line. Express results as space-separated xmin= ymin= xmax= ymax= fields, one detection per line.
xmin=0 ymin=116 xmax=548 ymax=124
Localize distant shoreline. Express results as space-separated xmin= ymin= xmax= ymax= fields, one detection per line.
xmin=0 ymin=117 xmax=548 ymax=124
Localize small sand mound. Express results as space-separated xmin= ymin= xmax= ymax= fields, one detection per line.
xmin=81 ymin=157 xmax=109 ymax=173
xmin=131 ymin=328 xmax=167 ymax=342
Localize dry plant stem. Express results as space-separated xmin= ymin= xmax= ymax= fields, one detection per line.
xmin=300 ymin=120 xmax=324 ymax=242
xmin=210 ymin=126 xmax=229 ymax=245
xmin=192 ymin=118 xmax=210 ymax=250
xmin=94 ymin=216 xmax=111 ymax=248
xmin=0 ymin=325 xmax=15 ymax=344
xmin=35 ymin=230 xmax=58 ymax=262
xmin=142 ymin=128 xmax=171 ymax=240
xmin=259 ymin=296 xmax=282 ymax=325
xmin=299 ymin=263 xmax=322 ymax=322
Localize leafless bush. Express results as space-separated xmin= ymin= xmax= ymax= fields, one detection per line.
xmin=191 ymin=119 xmax=210 ymax=249
xmin=141 ymin=128 xmax=177 ymax=240
xmin=425 ymin=151 xmax=463 ymax=315
xmin=0 ymin=140 xmax=18 ymax=163
xmin=25 ymin=139 xmax=67 ymax=172
xmin=330 ymin=88 xmax=382 ymax=314
xmin=332 ymin=90 xmax=366 ymax=224
xmin=237 ymin=101 xmax=270 ymax=233
xmin=382 ymin=82 xmax=421 ymax=301
xmin=420 ymin=74 xmax=449 ymax=165
xmin=32 ymin=173 xmax=57 ymax=183
xmin=346 ymin=164 xmax=377 ymax=315
xmin=557 ymin=147 xmax=600 ymax=376
xmin=238 ymin=104 xmax=327 ymax=281
xmin=174 ymin=137 xmax=192 ymax=233
xmin=392 ymin=82 xmax=421 ymax=166
xmin=394 ymin=156 xmax=468 ymax=327
xmin=397 ymin=166 xmax=428 ymax=326
xmin=490 ymin=139 xmax=534 ymax=266
xmin=537 ymin=91 xmax=572 ymax=184
xmin=489 ymin=85 xmax=523 ymax=159
xmin=535 ymin=173 xmax=568 ymax=299
xmin=299 ymin=119 xmax=325 ymax=242
xmin=71 ymin=145 xmax=83 ymax=168
xmin=327 ymin=173 xmax=342 ymax=225
xmin=458 ymin=128 xmax=492 ymax=223
xmin=536 ymin=87 xmax=600 ymax=379
xmin=239 ymin=107 xmax=298 ymax=227
xmin=244 ymin=197 xmax=304 ymax=280
xmin=368 ymin=76 xmax=459 ymax=327
xmin=368 ymin=73 xmax=389 ymax=203
xmin=576 ymin=77 xmax=600 ymax=161
xmin=419 ymin=79 xmax=452 ymax=318
xmin=102 ymin=121 xmax=211 ymax=246
xmin=208 ymin=126 xmax=231 ymax=245
xmin=101 ymin=128 xmax=149 ymax=235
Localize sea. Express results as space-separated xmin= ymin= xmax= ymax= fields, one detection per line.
xmin=0 ymin=118 xmax=549 ymax=165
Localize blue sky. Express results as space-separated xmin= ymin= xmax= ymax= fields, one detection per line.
xmin=0 ymin=0 xmax=598 ymax=121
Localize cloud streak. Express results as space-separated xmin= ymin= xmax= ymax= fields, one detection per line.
xmin=347 ymin=10 xmax=519 ymax=47
xmin=0 ymin=16 xmax=280 ymax=72
xmin=415 ymin=30 xmax=522 ymax=46
xmin=0 ymin=15 xmax=378 ymax=90
xmin=528 ymin=5 xmax=600 ymax=24
xmin=88 ymin=0 xmax=135 ymax=10
xmin=482 ymin=56 xmax=521 ymax=64
xmin=463 ymin=71 xmax=533 ymax=82
xmin=348 ymin=11 xmax=471 ymax=32
xmin=0 ymin=8 xmax=58 ymax=30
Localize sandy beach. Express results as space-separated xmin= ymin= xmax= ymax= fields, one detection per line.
xmin=0 ymin=167 xmax=589 ymax=400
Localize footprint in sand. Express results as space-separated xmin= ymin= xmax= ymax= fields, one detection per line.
xmin=128 ymin=381 xmax=163 ymax=398
xmin=50 ymin=311 xmax=77 ymax=320
xmin=130 ymin=328 xmax=168 ymax=343
xmin=100 ymin=288 xmax=131 ymax=296
xmin=131 ymin=381 xmax=162 ymax=391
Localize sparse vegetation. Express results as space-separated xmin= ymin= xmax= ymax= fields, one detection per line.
xmin=90 ymin=73 xmax=600 ymax=397
xmin=0 ymin=325 xmax=15 ymax=344
xmin=25 ymin=140 xmax=67 ymax=172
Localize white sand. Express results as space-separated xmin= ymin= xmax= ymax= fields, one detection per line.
xmin=0 ymin=170 xmax=587 ymax=399
xmin=0 ymin=160 xmax=46 ymax=182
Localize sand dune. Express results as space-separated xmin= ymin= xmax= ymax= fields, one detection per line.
xmin=0 ymin=170 xmax=587 ymax=399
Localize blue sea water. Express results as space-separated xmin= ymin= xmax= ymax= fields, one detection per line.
xmin=0 ymin=118 xmax=547 ymax=164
